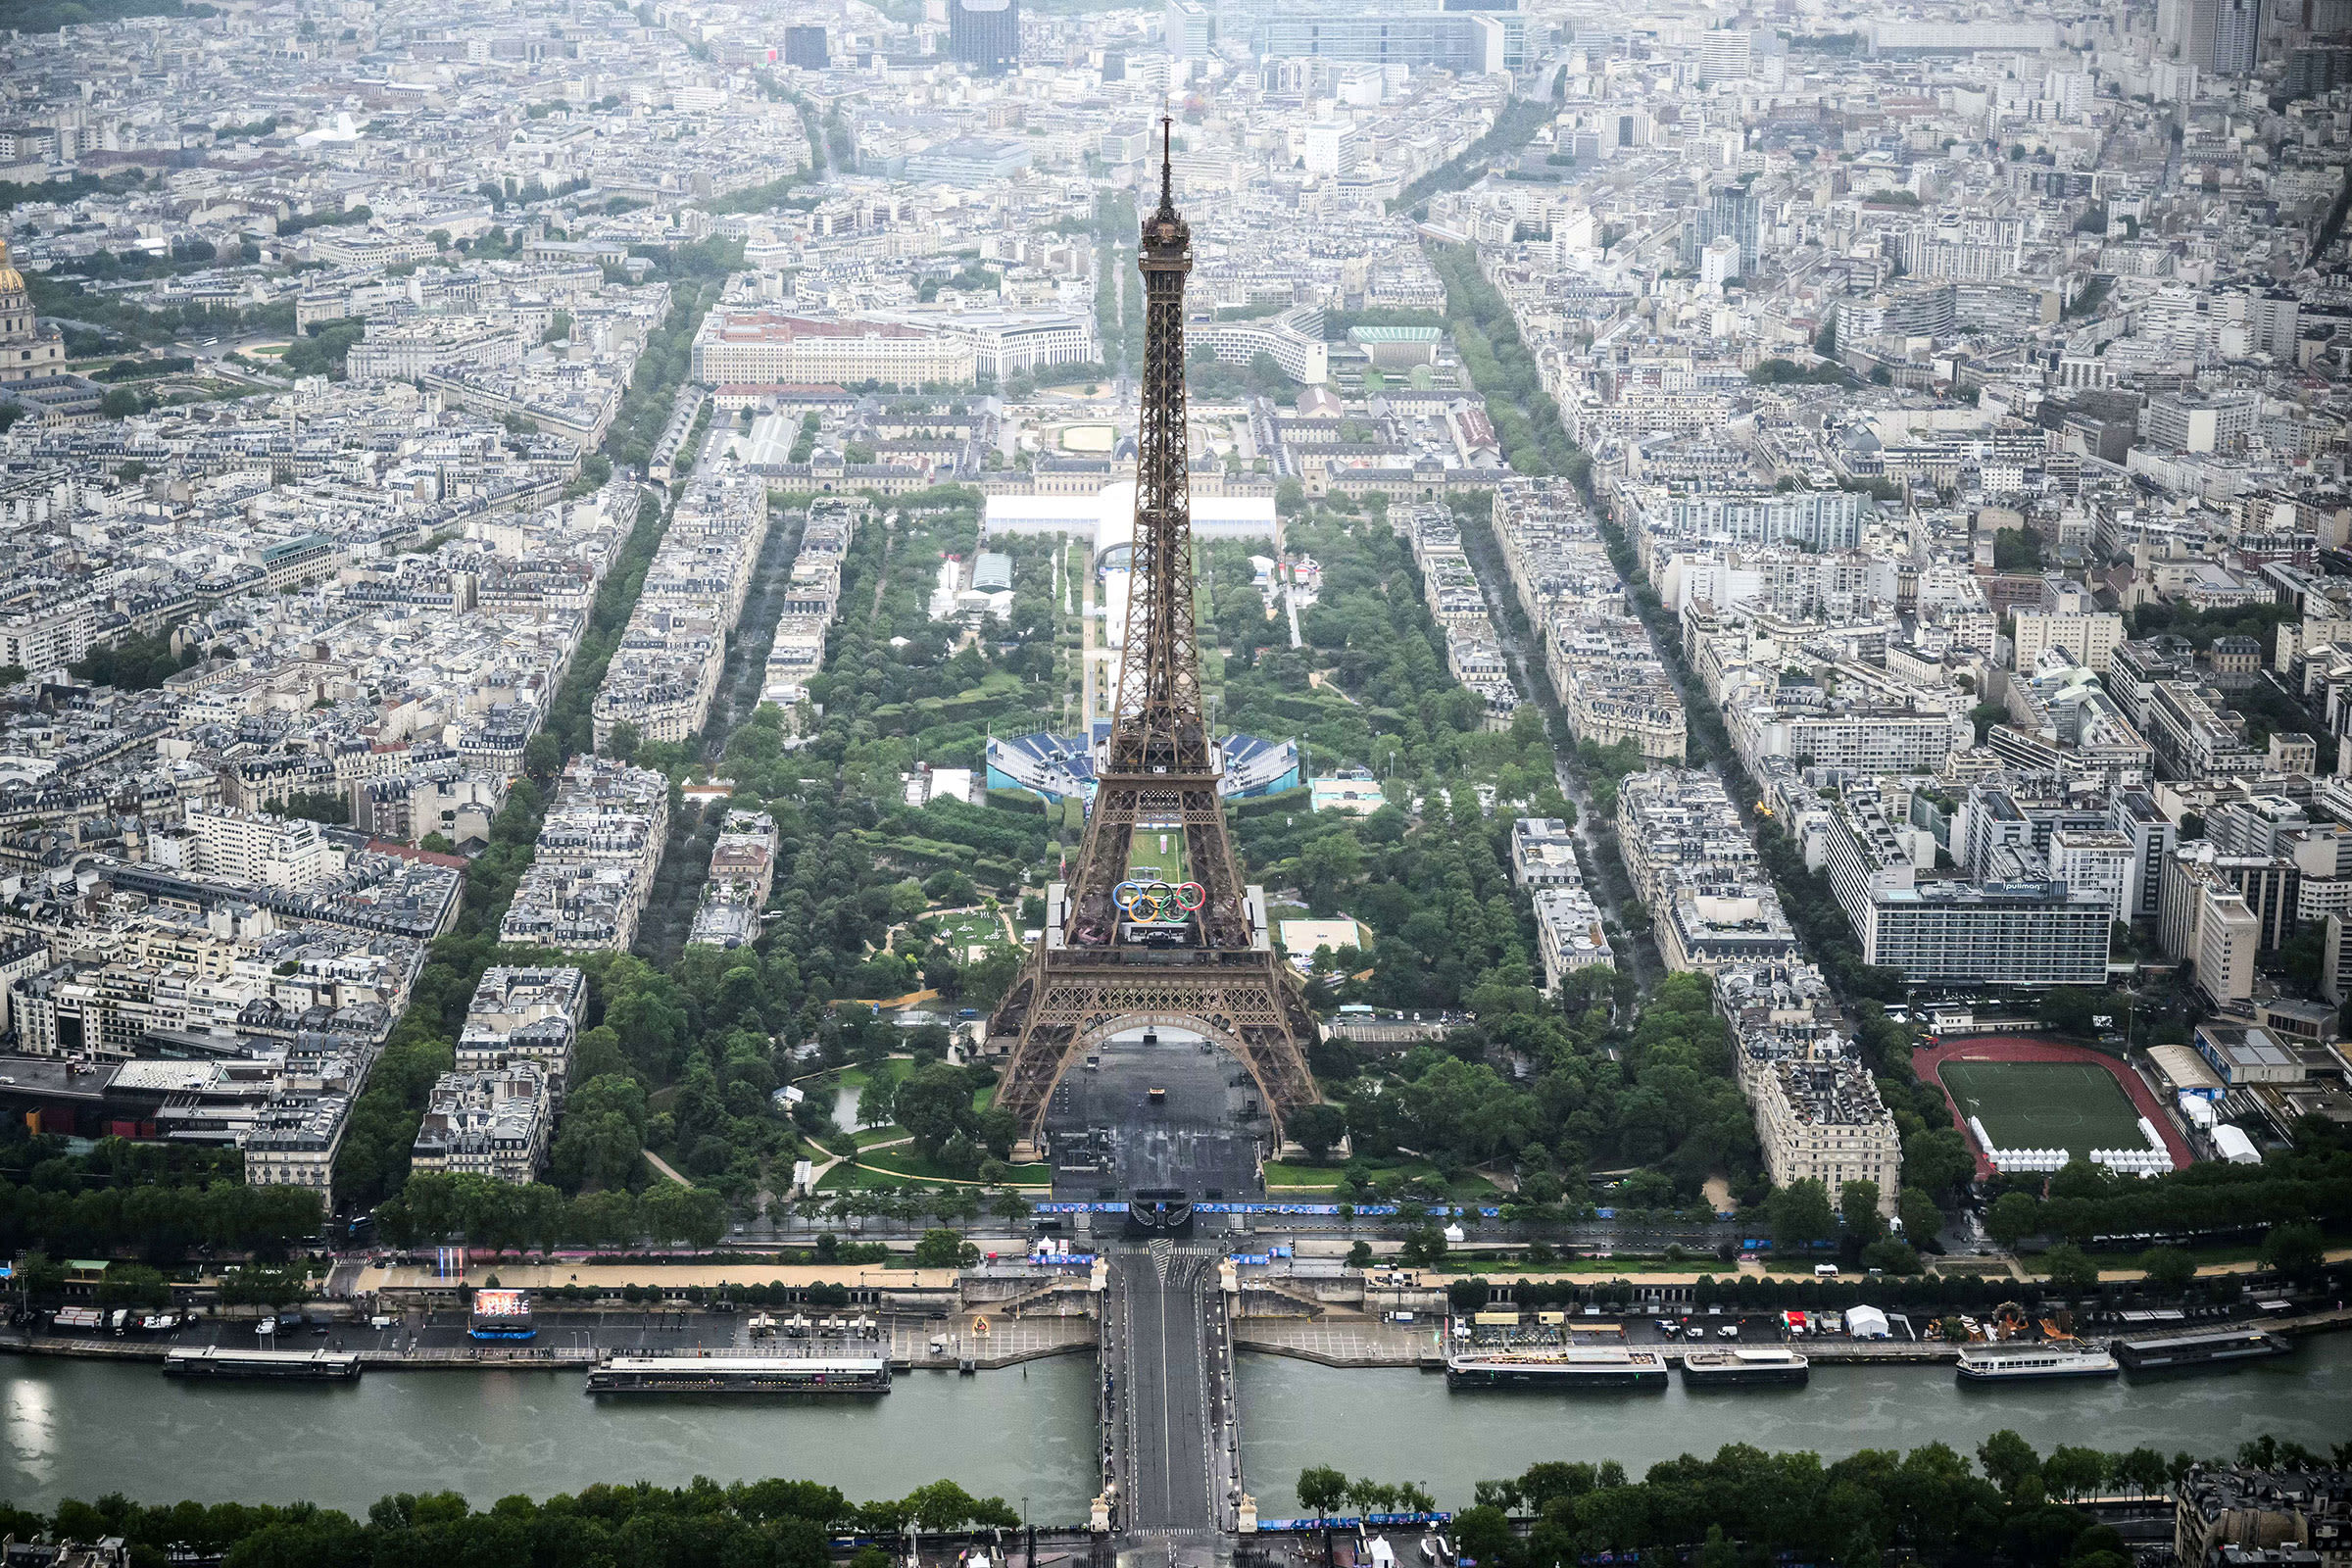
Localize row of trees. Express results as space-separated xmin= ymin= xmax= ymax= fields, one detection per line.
xmin=0 ymin=1179 xmax=323 ymax=1264
xmin=14 ymin=1477 xmax=1024 ymax=1568
xmin=370 ymin=1171 xmax=726 ymax=1250
xmin=602 ymin=238 xmax=742 ymax=472
xmin=1979 ymin=1130 xmax=2352 ymax=1250
xmin=1370 ymin=1430 xmax=2347 ymax=1567
xmin=0 ymin=1138 xmax=321 ymax=1261
xmin=1294 ymin=1468 xmax=1438 ymax=1519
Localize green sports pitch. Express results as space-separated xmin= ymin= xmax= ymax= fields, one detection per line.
xmin=1938 ymin=1059 xmax=2146 ymax=1158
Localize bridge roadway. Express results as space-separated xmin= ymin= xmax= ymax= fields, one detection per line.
xmin=1104 ymin=1242 xmax=1240 ymax=1541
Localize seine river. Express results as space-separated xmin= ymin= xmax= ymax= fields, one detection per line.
xmin=4 ymin=1339 xmax=2349 ymax=1516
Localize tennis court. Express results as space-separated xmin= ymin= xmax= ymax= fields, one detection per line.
xmin=1937 ymin=1058 xmax=2146 ymax=1157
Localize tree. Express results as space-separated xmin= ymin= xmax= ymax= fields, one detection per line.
xmin=1860 ymin=1238 xmax=1922 ymax=1274
xmin=1454 ymin=1505 xmax=1513 ymax=1566
xmin=100 ymin=387 xmax=140 ymax=418
xmin=1839 ymin=1179 xmax=1883 ymax=1245
xmin=912 ymin=1228 xmax=972 ymax=1269
xmin=1896 ymin=1187 xmax=1943 ymax=1246
xmin=894 ymin=1063 xmax=974 ymax=1159
xmin=1903 ymin=1128 xmax=1976 ymax=1198
xmin=1978 ymin=1429 xmax=2042 ymax=1498
xmin=2041 ymin=986 xmax=2105 ymax=1036
xmin=2261 ymin=1220 xmax=2326 ymax=1281
xmin=1289 ymin=1102 xmax=1348 ymax=1162
xmin=2042 ymin=1446 xmax=2108 ymax=1501
xmin=2139 ymin=1246 xmax=2198 ymax=1295
xmin=1297 ymin=1466 xmax=1348 ymax=1521
xmin=1769 ymin=1177 xmax=1836 ymax=1250
xmin=1984 ymin=1191 xmax=2041 ymax=1250
xmin=2041 ymin=1243 xmax=2102 ymax=1294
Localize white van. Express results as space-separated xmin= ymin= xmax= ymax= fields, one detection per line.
xmin=1814 ymin=1264 xmax=1839 ymax=1278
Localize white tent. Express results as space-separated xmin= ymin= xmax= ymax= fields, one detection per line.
xmin=1844 ymin=1305 xmax=1891 ymax=1340
xmin=2214 ymin=1124 xmax=2262 ymax=1164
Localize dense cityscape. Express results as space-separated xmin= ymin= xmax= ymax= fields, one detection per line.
xmin=0 ymin=0 xmax=2348 ymax=1560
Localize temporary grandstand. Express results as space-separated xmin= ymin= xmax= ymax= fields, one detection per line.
xmin=986 ymin=725 xmax=1299 ymax=807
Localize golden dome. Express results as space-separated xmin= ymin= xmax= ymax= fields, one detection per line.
xmin=0 ymin=238 xmax=23 ymax=296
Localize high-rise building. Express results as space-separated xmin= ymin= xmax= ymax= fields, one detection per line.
xmin=2162 ymin=0 xmax=2264 ymax=72
xmin=2284 ymin=45 xmax=2352 ymax=98
xmin=2213 ymin=0 xmax=2264 ymax=73
xmin=1164 ymin=0 xmax=1214 ymax=57
xmin=1697 ymin=28 xmax=1752 ymax=83
xmin=1706 ymin=181 xmax=1761 ymax=275
xmin=949 ymin=0 xmax=1019 ymax=74
xmin=782 ymin=24 xmax=829 ymax=68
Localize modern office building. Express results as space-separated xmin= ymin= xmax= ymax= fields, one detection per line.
xmin=2011 ymin=611 xmax=2126 ymax=673
xmin=948 ymin=0 xmax=1020 ymax=73
xmin=1246 ymin=13 xmax=1507 ymax=73
xmin=1824 ymin=787 xmax=2112 ymax=986
xmin=782 ymin=24 xmax=829 ymax=67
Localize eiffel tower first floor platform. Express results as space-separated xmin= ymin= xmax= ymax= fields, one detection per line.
xmin=985 ymin=883 xmax=1323 ymax=1161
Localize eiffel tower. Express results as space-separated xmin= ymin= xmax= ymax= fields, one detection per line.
xmin=988 ymin=122 xmax=1320 ymax=1156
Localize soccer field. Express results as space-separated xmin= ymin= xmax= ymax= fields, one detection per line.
xmin=1125 ymin=829 xmax=1188 ymax=886
xmin=1938 ymin=1059 xmax=2147 ymax=1157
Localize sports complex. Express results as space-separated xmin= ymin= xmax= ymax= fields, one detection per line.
xmin=1913 ymin=1035 xmax=2196 ymax=1176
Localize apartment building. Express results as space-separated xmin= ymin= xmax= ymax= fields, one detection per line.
xmin=1509 ymin=816 xmax=1583 ymax=889
xmin=457 ymin=965 xmax=588 ymax=1100
xmin=183 ymin=806 xmax=338 ymax=892
xmin=1533 ymin=885 xmax=1614 ymax=993
xmin=1750 ymin=1046 xmax=1902 ymax=1210
xmin=498 ymin=757 xmax=670 ymax=953
xmin=241 ymin=1094 xmax=352 ymax=1209
xmin=410 ymin=1061 xmax=552 ymax=1184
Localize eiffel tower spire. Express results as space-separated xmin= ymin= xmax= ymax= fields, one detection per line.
xmin=984 ymin=145 xmax=1320 ymax=1154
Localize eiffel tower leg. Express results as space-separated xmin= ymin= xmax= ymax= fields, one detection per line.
xmin=990 ymin=949 xmax=1323 ymax=1154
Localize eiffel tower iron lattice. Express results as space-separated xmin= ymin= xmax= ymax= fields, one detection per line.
xmin=987 ymin=122 xmax=1320 ymax=1154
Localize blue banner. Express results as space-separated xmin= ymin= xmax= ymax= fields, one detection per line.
xmin=1250 ymin=1515 xmax=1454 ymax=1534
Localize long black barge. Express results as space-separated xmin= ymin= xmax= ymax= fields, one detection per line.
xmin=2114 ymin=1329 xmax=2293 ymax=1375
xmin=585 ymin=1355 xmax=892 ymax=1396
xmin=163 ymin=1347 xmax=362 ymax=1381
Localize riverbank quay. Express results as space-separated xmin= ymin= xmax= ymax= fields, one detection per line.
xmin=355 ymin=1258 xmax=964 ymax=1299
xmin=0 ymin=1300 xmax=1099 ymax=1373
xmin=1232 ymin=1302 xmax=2352 ymax=1369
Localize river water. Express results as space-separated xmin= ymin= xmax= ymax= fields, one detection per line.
xmin=0 ymin=1355 xmax=1099 ymax=1516
xmin=5 ymin=1339 xmax=2348 ymax=1516
xmin=1238 ymin=1339 xmax=2352 ymax=1514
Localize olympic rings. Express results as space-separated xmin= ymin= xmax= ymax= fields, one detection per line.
xmin=1111 ymin=878 xmax=1205 ymax=922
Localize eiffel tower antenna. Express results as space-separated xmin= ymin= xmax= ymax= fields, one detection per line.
xmin=985 ymin=150 xmax=1319 ymax=1157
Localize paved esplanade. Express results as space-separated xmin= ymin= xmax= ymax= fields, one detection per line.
xmin=1105 ymin=1242 xmax=1239 ymax=1540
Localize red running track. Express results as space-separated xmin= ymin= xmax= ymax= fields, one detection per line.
xmin=1911 ymin=1035 xmax=2196 ymax=1178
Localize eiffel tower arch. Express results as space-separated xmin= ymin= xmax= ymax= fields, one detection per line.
xmin=988 ymin=124 xmax=1321 ymax=1156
